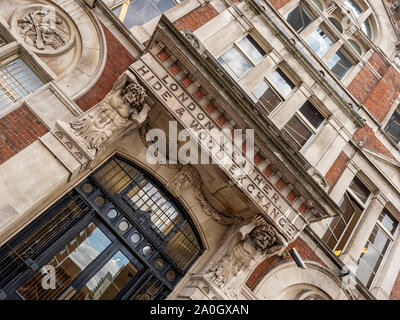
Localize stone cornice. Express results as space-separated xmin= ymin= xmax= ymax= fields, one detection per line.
xmin=145 ymin=15 xmax=343 ymax=222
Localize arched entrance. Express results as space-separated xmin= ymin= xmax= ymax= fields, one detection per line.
xmin=0 ymin=156 xmax=204 ymax=300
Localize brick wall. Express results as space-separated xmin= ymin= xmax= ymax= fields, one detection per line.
xmin=348 ymin=53 xmax=399 ymax=122
xmin=353 ymin=124 xmax=395 ymax=160
xmin=173 ymin=3 xmax=218 ymax=32
xmin=390 ymin=272 xmax=400 ymax=300
xmin=269 ymin=0 xmax=292 ymax=10
xmin=0 ymin=104 xmax=48 ymax=165
xmin=325 ymin=151 xmax=350 ymax=189
xmin=347 ymin=66 xmax=380 ymax=104
xmin=75 ymin=23 xmax=135 ymax=112
xmin=364 ymin=67 xmax=400 ymax=122
xmin=246 ymin=237 xmax=326 ymax=289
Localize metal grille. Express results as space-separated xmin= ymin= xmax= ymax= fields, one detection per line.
xmin=0 ymin=192 xmax=89 ymax=291
xmin=0 ymin=58 xmax=44 ymax=111
xmin=93 ymin=158 xmax=202 ymax=271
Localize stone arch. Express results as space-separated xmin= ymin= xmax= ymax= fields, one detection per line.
xmin=252 ymin=260 xmax=351 ymax=300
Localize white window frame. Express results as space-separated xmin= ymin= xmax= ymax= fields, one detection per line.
xmin=250 ymin=67 xmax=297 ymax=116
xmin=323 ymin=175 xmax=372 ymax=256
xmin=357 ymin=209 xmax=398 ymax=289
xmin=217 ymin=34 xmax=267 ymax=81
xmin=282 ymin=100 xmax=326 ymax=151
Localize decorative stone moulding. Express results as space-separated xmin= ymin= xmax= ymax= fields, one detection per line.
xmin=53 ymin=123 xmax=92 ymax=170
xmin=11 ymin=4 xmax=75 ymax=55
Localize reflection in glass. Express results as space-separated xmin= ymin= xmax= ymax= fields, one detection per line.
xmin=217 ymin=47 xmax=252 ymax=80
xmin=131 ymin=232 xmax=141 ymax=244
xmin=384 ymin=109 xmax=400 ymax=144
xmin=238 ymin=35 xmax=266 ymax=64
xmin=268 ymin=68 xmax=295 ymax=98
xmin=107 ymin=208 xmax=118 ymax=219
xmin=356 ymin=209 xmax=398 ymax=288
xmin=286 ymin=5 xmax=313 ymax=32
xmin=17 ymin=223 xmax=111 ymax=300
xmin=348 ymin=176 xmax=370 ymax=204
xmin=326 ymin=50 xmax=354 ymax=80
xmin=82 ymin=183 xmax=93 ymax=194
xmin=305 ymin=28 xmax=333 ymax=57
xmin=74 ymin=251 xmax=139 ymax=300
xmin=166 ymin=270 xmax=176 ymax=282
xmin=282 ymin=115 xmax=312 ymax=149
xmin=142 ymin=245 xmax=153 ymax=257
xmin=119 ymin=220 xmax=130 ymax=232
xmin=95 ymin=196 xmax=106 ymax=206
xmin=154 ymin=258 xmax=165 ymax=270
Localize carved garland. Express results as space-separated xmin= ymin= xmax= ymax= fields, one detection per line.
xmin=140 ymin=125 xmax=242 ymax=226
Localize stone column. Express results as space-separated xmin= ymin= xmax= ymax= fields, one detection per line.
xmin=341 ymin=192 xmax=387 ymax=267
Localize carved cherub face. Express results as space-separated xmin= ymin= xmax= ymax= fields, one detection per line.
xmin=250 ymin=225 xmax=277 ymax=252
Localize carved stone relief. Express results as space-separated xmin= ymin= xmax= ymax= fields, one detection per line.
xmin=205 ymin=215 xmax=285 ymax=299
xmin=167 ymin=165 xmax=243 ymax=226
xmin=11 ymin=4 xmax=74 ymax=55
xmin=56 ymin=71 xmax=150 ymax=159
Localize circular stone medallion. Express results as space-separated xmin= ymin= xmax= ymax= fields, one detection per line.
xmin=11 ymin=4 xmax=74 ymax=55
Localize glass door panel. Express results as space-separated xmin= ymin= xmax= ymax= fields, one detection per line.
xmin=72 ymin=251 xmax=141 ymax=300
xmin=16 ymin=223 xmax=111 ymax=300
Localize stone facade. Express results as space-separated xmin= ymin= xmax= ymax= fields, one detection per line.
xmin=0 ymin=0 xmax=399 ymax=301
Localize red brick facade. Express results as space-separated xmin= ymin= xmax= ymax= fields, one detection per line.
xmin=353 ymin=124 xmax=395 ymax=160
xmin=325 ymin=151 xmax=350 ymax=189
xmin=364 ymin=67 xmax=400 ymax=122
xmin=269 ymin=0 xmax=292 ymax=10
xmin=390 ymin=272 xmax=400 ymax=300
xmin=348 ymin=51 xmax=399 ymax=123
xmin=246 ymin=237 xmax=326 ymax=289
xmin=75 ymin=23 xmax=135 ymax=112
xmin=0 ymin=104 xmax=48 ymax=165
xmin=173 ymin=3 xmax=218 ymax=32
xmin=347 ymin=65 xmax=380 ymax=104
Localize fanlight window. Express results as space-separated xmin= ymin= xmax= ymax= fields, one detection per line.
xmin=0 ymin=156 xmax=203 ymax=300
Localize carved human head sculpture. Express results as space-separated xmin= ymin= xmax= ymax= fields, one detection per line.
xmin=250 ymin=224 xmax=279 ymax=252
xmin=121 ymin=82 xmax=147 ymax=110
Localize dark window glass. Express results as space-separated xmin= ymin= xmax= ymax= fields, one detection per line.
xmin=305 ymin=28 xmax=333 ymax=57
xmin=329 ymin=18 xmax=343 ymax=33
xmin=282 ymin=115 xmax=313 ymax=149
xmin=327 ymin=49 xmax=354 ymax=80
xmin=299 ymin=101 xmax=324 ymax=129
xmin=384 ymin=109 xmax=400 ymax=144
xmin=323 ymin=193 xmax=363 ymax=256
xmin=268 ymin=68 xmax=295 ymax=98
xmin=348 ymin=176 xmax=370 ymax=204
xmin=238 ymin=35 xmax=266 ymax=64
xmin=287 ymin=5 xmax=314 ymax=32
xmin=217 ymin=47 xmax=252 ymax=80
xmin=251 ymin=81 xmax=282 ymax=115
xmin=348 ymin=39 xmax=362 ymax=55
